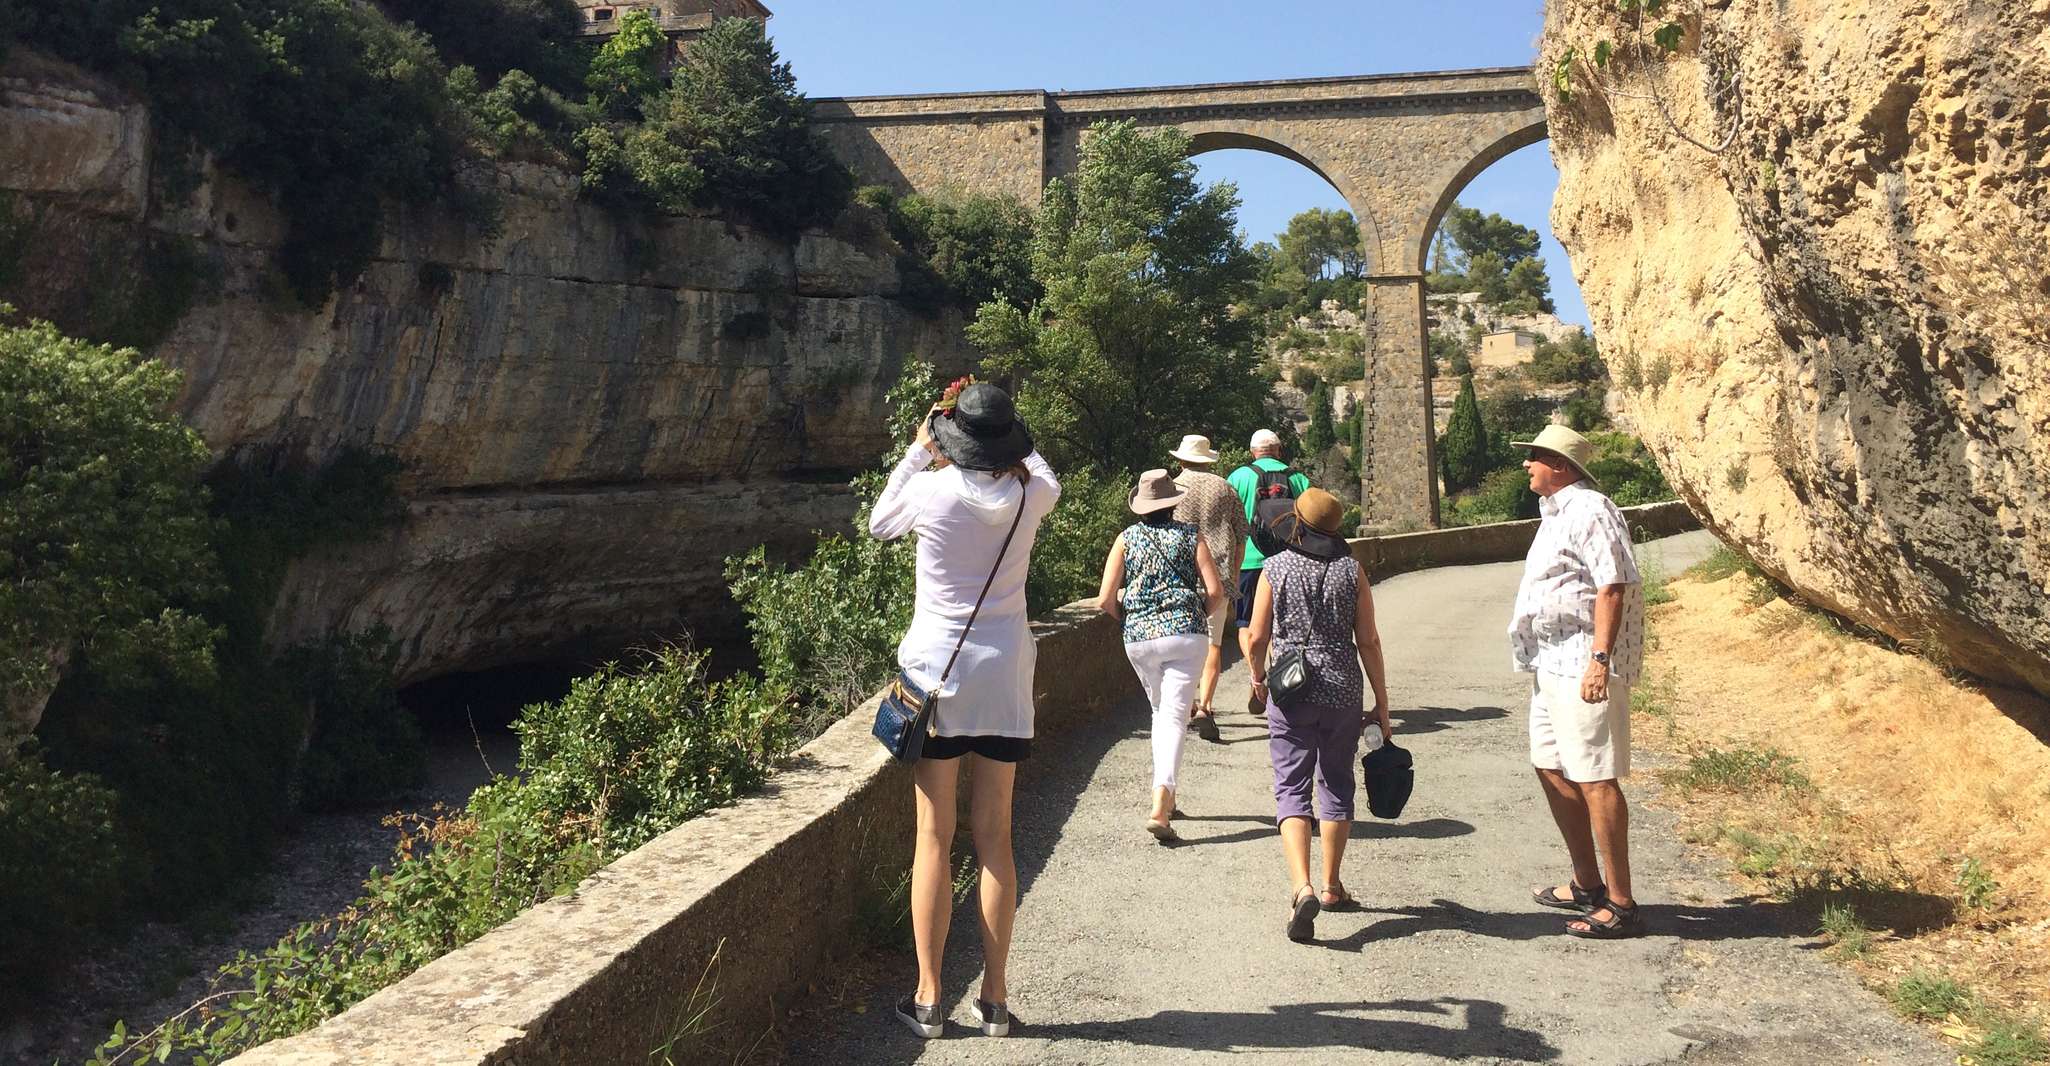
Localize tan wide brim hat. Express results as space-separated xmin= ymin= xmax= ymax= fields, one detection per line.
xmin=1264 ymin=487 xmax=1351 ymax=560
xmin=1169 ymin=434 xmax=1220 ymax=465
xmin=1511 ymin=423 xmax=1601 ymax=487
xmin=1130 ymin=467 xmax=1187 ymax=514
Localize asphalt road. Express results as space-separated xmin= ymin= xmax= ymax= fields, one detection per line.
xmin=784 ymin=531 xmax=1954 ymax=1065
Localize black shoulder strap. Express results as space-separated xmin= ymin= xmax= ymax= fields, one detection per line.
xmin=938 ymin=495 xmax=1028 ymax=685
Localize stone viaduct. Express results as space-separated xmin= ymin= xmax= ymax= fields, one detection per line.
xmin=812 ymin=68 xmax=1546 ymax=528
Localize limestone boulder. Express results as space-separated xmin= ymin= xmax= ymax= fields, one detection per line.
xmin=1541 ymin=1 xmax=2050 ymax=693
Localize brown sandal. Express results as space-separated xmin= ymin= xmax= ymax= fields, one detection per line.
xmin=1565 ymin=897 xmax=1646 ymax=939
xmin=1319 ymin=883 xmax=1361 ymax=912
xmin=1532 ymin=880 xmax=1604 ymax=912
xmin=1286 ymin=884 xmax=1321 ymax=943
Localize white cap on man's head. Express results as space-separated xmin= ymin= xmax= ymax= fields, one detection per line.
xmin=1249 ymin=429 xmax=1282 ymax=451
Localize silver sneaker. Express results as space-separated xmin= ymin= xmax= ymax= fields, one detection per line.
xmin=973 ymin=998 xmax=1010 ymax=1037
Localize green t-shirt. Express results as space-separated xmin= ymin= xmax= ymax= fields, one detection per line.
xmin=1226 ymin=457 xmax=1312 ymax=571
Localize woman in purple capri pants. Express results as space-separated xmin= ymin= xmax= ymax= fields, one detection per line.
xmin=1244 ymin=488 xmax=1391 ymax=943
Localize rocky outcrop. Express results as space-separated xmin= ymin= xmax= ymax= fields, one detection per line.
xmin=1540 ymin=1 xmax=2050 ymax=694
xmin=0 ymin=53 xmax=974 ymax=684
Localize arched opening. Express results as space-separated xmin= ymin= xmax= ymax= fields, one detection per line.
xmin=1186 ymin=142 xmax=1376 ymax=528
xmin=1423 ymin=130 xmax=1616 ymax=528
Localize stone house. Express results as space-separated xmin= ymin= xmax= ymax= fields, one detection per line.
xmin=575 ymin=0 xmax=772 ymax=68
xmin=1477 ymin=328 xmax=1540 ymax=369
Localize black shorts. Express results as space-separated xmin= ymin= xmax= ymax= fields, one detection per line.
xmin=922 ymin=734 xmax=1033 ymax=762
xmin=1237 ymin=568 xmax=1264 ymax=625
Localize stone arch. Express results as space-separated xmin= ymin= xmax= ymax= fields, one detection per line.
xmin=1412 ymin=116 xmax=1549 ymax=272
xmin=1179 ymin=124 xmax=1386 ymax=275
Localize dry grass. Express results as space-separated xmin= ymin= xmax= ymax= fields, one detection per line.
xmin=1640 ymin=565 xmax=2050 ymax=1054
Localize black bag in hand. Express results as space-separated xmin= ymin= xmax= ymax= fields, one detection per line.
xmin=1362 ymin=739 xmax=1414 ymax=819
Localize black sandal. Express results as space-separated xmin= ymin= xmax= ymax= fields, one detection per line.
xmin=1286 ymin=885 xmax=1321 ymax=943
xmin=1565 ymin=897 xmax=1646 ymax=939
xmin=1532 ymin=880 xmax=1605 ymax=911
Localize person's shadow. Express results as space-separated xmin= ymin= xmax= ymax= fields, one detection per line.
xmin=1027 ymin=996 xmax=1559 ymax=1060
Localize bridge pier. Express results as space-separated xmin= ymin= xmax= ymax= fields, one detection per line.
xmin=1361 ymin=273 xmax=1440 ymax=531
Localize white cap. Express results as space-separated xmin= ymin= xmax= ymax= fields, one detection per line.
xmin=1249 ymin=429 xmax=1282 ymax=451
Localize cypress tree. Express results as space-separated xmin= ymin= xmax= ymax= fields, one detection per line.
xmin=1440 ymin=375 xmax=1490 ymax=493
xmin=1305 ymin=381 xmax=1335 ymax=457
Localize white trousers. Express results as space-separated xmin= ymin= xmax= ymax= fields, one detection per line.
xmin=1125 ymin=633 xmax=1209 ymax=790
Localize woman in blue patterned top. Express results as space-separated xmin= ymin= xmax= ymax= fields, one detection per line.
xmin=1095 ymin=469 xmax=1224 ymax=841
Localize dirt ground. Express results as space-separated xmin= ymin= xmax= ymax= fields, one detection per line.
xmin=1639 ymin=561 xmax=2050 ymax=1057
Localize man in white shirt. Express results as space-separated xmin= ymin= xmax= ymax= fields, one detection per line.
xmin=1505 ymin=425 xmax=1646 ymax=939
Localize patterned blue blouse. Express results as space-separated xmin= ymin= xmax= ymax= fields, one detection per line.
xmin=1119 ymin=521 xmax=1207 ymax=644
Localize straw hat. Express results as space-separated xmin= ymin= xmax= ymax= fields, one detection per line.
xmin=1510 ymin=424 xmax=1600 ymax=487
xmin=1129 ymin=468 xmax=1187 ymax=515
xmin=1263 ymin=487 xmax=1350 ymax=560
xmin=1169 ymin=434 xmax=1220 ymax=465
xmin=929 ymin=383 xmax=1034 ymax=471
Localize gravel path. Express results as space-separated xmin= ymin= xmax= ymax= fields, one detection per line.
xmin=784 ymin=531 xmax=1955 ymax=1065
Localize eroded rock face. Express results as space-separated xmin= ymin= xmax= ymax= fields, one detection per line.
xmin=0 ymin=54 xmax=972 ymax=684
xmin=1541 ymin=0 xmax=2050 ymax=694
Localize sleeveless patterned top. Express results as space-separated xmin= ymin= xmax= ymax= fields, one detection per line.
xmin=1264 ymin=549 xmax=1365 ymax=711
xmin=1119 ymin=521 xmax=1206 ymax=643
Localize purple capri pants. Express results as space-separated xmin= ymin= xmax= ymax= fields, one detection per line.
xmin=1265 ymin=697 xmax=1363 ymax=822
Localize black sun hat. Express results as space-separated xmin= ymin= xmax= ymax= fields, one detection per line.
xmin=930 ymin=383 xmax=1035 ymax=471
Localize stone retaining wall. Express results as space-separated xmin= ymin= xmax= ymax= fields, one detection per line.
xmin=1352 ymin=500 xmax=1701 ymax=581
xmin=228 ymin=500 xmax=1701 ymax=1065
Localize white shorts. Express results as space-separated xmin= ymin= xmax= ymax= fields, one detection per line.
xmin=1529 ymin=670 xmax=1631 ymax=782
xmin=1205 ymin=599 xmax=1232 ymax=648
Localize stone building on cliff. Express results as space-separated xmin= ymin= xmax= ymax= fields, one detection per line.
xmin=575 ymin=0 xmax=772 ymax=68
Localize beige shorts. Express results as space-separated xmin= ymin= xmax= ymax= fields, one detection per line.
xmin=1206 ymin=599 xmax=1232 ymax=648
xmin=1529 ymin=670 xmax=1631 ymax=782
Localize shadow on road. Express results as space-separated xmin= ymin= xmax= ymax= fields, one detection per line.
xmin=1395 ymin=705 xmax=1509 ymax=735
xmin=1307 ymin=896 xmax=1842 ymax=953
xmin=1022 ymin=996 xmax=1559 ymax=1061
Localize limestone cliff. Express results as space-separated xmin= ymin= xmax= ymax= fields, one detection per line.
xmin=1540 ymin=0 xmax=2050 ymax=695
xmin=0 ymin=52 xmax=974 ymax=684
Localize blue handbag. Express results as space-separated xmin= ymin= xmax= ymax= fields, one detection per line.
xmin=873 ymin=499 xmax=1026 ymax=762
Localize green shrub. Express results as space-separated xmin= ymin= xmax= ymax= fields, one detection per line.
xmin=288 ymin=628 xmax=425 ymax=813
xmin=1890 ymin=971 xmax=1970 ymax=1021
xmin=1025 ymin=467 xmax=1133 ymax=617
xmin=0 ymin=315 xmax=217 ymax=750
xmin=1443 ymin=464 xmax=1537 ymax=527
xmin=727 ymin=534 xmax=913 ymax=725
xmin=881 ymin=191 xmax=1039 ymax=316
xmin=0 ymin=746 xmax=123 ymax=997
xmin=1668 ymin=746 xmax=1813 ymax=794
xmin=91 ymin=647 xmax=796 ymax=1065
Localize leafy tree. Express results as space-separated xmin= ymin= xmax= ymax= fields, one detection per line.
xmin=1305 ymin=380 xmax=1336 ymax=456
xmin=0 ymin=316 xmax=217 ymax=756
xmin=584 ymin=17 xmax=852 ymax=235
xmin=1276 ymin=207 xmax=1365 ymax=281
xmin=1439 ymin=375 xmax=1491 ymax=494
xmin=1428 ymin=330 xmax=1465 ymax=378
xmin=968 ymin=121 xmax=1263 ymax=474
xmin=375 ymin=0 xmax=583 ymax=92
xmin=1441 ymin=204 xmax=1543 ymax=269
xmin=1506 ymin=256 xmax=1556 ymax=313
xmin=584 ymin=7 xmax=667 ymax=120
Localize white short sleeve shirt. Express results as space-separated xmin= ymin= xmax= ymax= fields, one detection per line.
xmin=1507 ymin=481 xmax=1645 ymax=682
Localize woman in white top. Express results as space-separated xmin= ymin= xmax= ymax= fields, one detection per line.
xmin=867 ymin=382 xmax=1059 ymax=1039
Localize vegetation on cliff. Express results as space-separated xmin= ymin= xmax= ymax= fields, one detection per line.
xmin=0 ymin=313 xmax=422 ymax=1003
xmin=2 ymin=4 xmax=852 ymax=305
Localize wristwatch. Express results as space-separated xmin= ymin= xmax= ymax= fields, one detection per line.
xmin=1590 ymin=650 xmax=1611 ymax=668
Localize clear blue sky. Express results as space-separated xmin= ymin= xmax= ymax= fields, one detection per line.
xmin=765 ymin=0 xmax=1586 ymax=326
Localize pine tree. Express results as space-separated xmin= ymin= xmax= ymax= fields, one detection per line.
xmin=1305 ymin=381 xmax=1335 ymax=457
xmin=1439 ymin=375 xmax=1490 ymax=494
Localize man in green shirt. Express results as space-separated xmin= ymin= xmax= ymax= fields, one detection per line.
xmin=1228 ymin=429 xmax=1312 ymax=707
